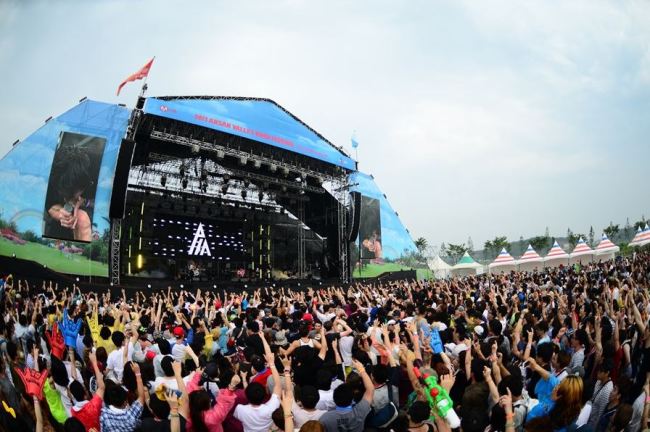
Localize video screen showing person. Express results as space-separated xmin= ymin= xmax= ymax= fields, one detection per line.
xmin=43 ymin=132 xmax=106 ymax=243
xmin=359 ymin=196 xmax=382 ymax=262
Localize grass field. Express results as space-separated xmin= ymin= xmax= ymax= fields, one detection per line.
xmin=353 ymin=262 xmax=433 ymax=280
xmin=0 ymin=237 xmax=108 ymax=276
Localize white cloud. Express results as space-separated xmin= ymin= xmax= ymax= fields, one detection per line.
xmin=0 ymin=0 xmax=648 ymax=248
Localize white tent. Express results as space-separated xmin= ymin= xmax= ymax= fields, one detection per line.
xmin=544 ymin=240 xmax=570 ymax=268
xmin=427 ymin=255 xmax=453 ymax=279
xmin=517 ymin=244 xmax=544 ymax=272
xmin=630 ymin=224 xmax=650 ymax=248
xmin=452 ymin=252 xmax=484 ymax=276
xmin=488 ymin=248 xmax=517 ymax=273
xmin=594 ymin=233 xmax=620 ymax=261
xmin=570 ymin=237 xmax=594 ymax=265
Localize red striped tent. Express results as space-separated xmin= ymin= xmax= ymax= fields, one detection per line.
xmin=630 ymin=224 xmax=650 ymax=248
xmin=594 ymin=233 xmax=619 ymax=260
xmin=544 ymin=240 xmax=570 ymax=267
xmin=517 ymin=244 xmax=543 ymax=271
xmin=570 ymin=237 xmax=594 ymax=264
xmin=489 ymin=248 xmax=516 ymax=273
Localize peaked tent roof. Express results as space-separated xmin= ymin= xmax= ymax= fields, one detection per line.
xmin=595 ymin=234 xmax=620 ymax=254
xmin=489 ymin=248 xmax=516 ymax=268
xmin=545 ymin=240 xmax=570 ymax=261
xmin=428 ymin=255 xmax=452 ymax=270
xmin=630 ymin=224 xmax=650 ymax=247
xmin=571 ymin=237 xmax=594 ymax=257
xmin=518 ymin=244 xmax=543 ymax=263
xmin=143 ymin=96 xmax=356 ymax=170
xmin=453 ymin=252 xmax=483 ymax=269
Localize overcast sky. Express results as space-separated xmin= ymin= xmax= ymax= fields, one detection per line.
xmin=1 ymin=0 xmax=649 ymax=248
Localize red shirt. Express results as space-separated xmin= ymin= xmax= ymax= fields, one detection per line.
xmin=71 ymin=395 xmax=103 ymax=432
xmin=251 ymin=368 xmax=273 ymax=388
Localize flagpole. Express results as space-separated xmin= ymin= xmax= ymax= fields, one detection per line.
xmin=140 ymin=56 xmax=155 ymax=97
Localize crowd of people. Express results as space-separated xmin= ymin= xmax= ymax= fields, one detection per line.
xmin=0 ymin=251 xmax=649 ymax=432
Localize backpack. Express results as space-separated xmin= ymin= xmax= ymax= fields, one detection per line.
xmin=367 ymin=382 xmax=398 ymax=429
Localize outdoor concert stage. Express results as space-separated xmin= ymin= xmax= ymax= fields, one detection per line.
xmin=0 ymin=93 xmax=417 ymax=286
xmin=116 ymin=96 xmax=357 ymax=286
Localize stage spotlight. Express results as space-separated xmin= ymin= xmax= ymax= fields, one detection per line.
xmin=182 ymin=178 xmax=188 ymax=189
xmin=253 ymin=160 xmax=261 ymax=169
xmin=216 ymin=150 xmax=225 ymax=159
xmin=160 ymin=176 xmax=167 ymax=187
xmin=269 ymin=164 xmax=277 ymax=172
xmin=213 ymin=284 xmax=217 ymax=288
xmin=239 ymin=156 xmax=248 ymax=165
xmin=191 ymin=144 xmax=200 ymax=154
xmin=180 ymin=284 xmax=184 ymax=288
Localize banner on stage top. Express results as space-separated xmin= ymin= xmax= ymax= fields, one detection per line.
xmin=143 ymin=97 xmax=356 ymax=171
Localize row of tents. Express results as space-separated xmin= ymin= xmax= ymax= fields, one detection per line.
xmin=429 ymin=224 xmax=650 ymax=278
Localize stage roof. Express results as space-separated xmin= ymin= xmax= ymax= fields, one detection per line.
xmin=144 ymin=96 xmax=356 ymax=171
xmin=349 ymin=171 xmax=416 ymax=260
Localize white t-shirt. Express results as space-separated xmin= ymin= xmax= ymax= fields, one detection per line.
xmin=339 ymin=335 xmax=354 ymax=366
xmin=171 ymin=342 xmax=187 ymax=363
xmin=316 ymin=389 xmax=335 ymax=411
xmin=106 ymin=345 xmax=134 ymax=382
xmin=292 ymin=402 xmax=325 ymax=428
xmin=14 ymin=323 xmax=34 ymax=340
xmin=148 ymin=375 xmax=192 ymax=393
xmin=234 ymin=393 xmax=280 ymax=432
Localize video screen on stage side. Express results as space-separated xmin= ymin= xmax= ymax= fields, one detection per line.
xmin=149 ymin=215 xmax=246 ymax=262
xmin=43 ymin=132 xmax=107 ymax=243
xmin=359 ymin=196 xmax=382 ymax=261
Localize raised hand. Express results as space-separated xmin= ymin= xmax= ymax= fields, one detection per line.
xmin=60 ymin=309 xmax=82 ymax=347
xmin=14 ymin=367 xmax=48 ymax=400
xmin=45 ymin=322 xmax=65 ymax=360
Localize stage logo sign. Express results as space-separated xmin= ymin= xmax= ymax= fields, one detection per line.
xmin=188 ymin=223 xmax=211 ymax=257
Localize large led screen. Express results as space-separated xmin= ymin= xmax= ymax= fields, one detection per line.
xmin=0 ymin=100 xmax=130 ymax=276
xmin=43 ymin=132 xmax=106 ymax=243
xmin=349 ymin=171 xmax=417 ymax=278
xmin=359 ymin=196 xmax=381 ymax=261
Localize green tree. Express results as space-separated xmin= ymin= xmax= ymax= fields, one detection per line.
xmin=414 ymin=237 xmax=428 ymax=254
xmin=21 ymin=230 xmax=39 ymax=243
xmin=603 ymin=223 xmax=620 ymax=240
xmin=568 ymin=233 xmax=585 ymax=249
xmin=447 ymin=243 xmax=469 ymax=263
xmin=634 ymin=218 xmax=647 ymax=231
xmin=529 ymin=236 xmax=549 ymax=254
xmin=483 ymin=239 xmax=493 ymax=256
